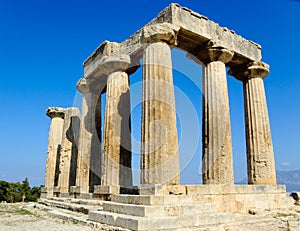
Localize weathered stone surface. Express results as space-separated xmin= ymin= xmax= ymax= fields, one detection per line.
xmin=75 ymin=78 xmax=102 ymax=194
xmin=94 ymin=185 xmax=120 ymax=195
xmin=140 ymin=41 xmax=180 ymax=185
xmin=85 ymin=53 xmax=130 ymax=81
xmin=138 ymin=184 xmax=168 ymax=195
xmin=57 ymin=107 xmax=80 ymax=193
xmin=230 ymin=62 xmax=276 ymax=185
xmin=141 ymin=23 xmax=180 ymax=45
xmin=83 ymin=41 xmax=121 ymax=75
xmin=45 ymin=107 xmax=65 ymax=191
xmin=199 ymin=48 xmax=234 ymax=185
xmin=101 ymin=57 xmax=132 ymax=188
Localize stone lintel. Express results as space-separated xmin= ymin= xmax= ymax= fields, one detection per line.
xmin=46 ymin=107 xmax=65 ymax=119
xmin=167 ymin=4 xmax=261 ymax=62
xmin=83 ymin=4 xmax=262 ymax=78
xmin=126 ymin=4 xmax=262 ymax=63
xmin=229 ymin=61 xmax=270 ymax=81
xmin=83 ymin=41 xmax=120 ymax=71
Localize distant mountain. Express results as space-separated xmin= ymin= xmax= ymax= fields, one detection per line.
xmin=236 ymin=170 xmax=300 ymax=192
xmin=276 ymin=170 xmax=300 ymax=192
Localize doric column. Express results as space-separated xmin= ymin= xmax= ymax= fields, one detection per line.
xmin=140 ymin=23 xmax=180 ymax=185
xmin=75 ymin=78 xmax=102 ymax=194
xmin=44 ymin=107 xmax=65 ymax=191
xmin=57 ymin=107 xmax=80 ymax=194
xmin=197 ymin=47 xmax=234 ymax=185
xmin=100 ymin=55 xmax=132 ymax=188
xmin=229 ymin=62 xmax=276 ymax=185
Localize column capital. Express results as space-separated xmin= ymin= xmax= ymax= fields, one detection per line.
xmin=141 ymin=23 xmax=180 ymax=46
xmin=46 ymin=107 xmax=65 ymax=119
xmin=76 ymin=78 xmax=90 ymax=94
xmin=97 ymin=54 xmax=131 ymax=76
xmin=194 ymin=46 xmax=234 ymax=65
xmin=229 ymin=61 xmax=270 ymax=81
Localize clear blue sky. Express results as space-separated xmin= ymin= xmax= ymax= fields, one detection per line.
xmin=0 ymin=0 xmax=299 ymax=186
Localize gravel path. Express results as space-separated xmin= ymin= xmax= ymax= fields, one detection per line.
xmin=0 ymin=203 xmax=94 ymax=231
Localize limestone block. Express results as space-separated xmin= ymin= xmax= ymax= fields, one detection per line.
xmin=186 ymin=185 xmax=201 ymax=195
xmin=53 ymin=186 xmax=60 ymax=193
xmin=138 ymin=184 xmax=168 ymax=195
xmin=94 ymin=185 xmax=120 ymax=195
xmin=167 ymin=185 xmax=187 ymax=195
xmin=69 ymin=186 xmax=77 ymax=194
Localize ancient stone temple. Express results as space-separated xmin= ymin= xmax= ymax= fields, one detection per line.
xmin=41 ymin=4 xmax=293 ymax=230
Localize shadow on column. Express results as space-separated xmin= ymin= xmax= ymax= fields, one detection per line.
xmin=87 ymin=94 xmax=102 ymax=192
xmin=54 ymin=144 xmax=62 ymax=186
xmin=67 ymin=115 xmax=80 ymax=187
xmin=118 ymin=89 xmax=133 ymax=190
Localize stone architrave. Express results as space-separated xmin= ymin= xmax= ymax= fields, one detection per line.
xmin=197 ymin=47 xmax=234 ymax=185
xmin=45 ymin=107 xmax=65 ymax=189
xmin=100 ymin=55 xmax=132 ymax=188
xmin=57 ymin=107 xmax=80 ymax=193
xmin=140 ymin=24 xmax=180 ymax=185
xmin=75 ymin=78 xmax=102 ymax=194
xmin=229 ymin=62 xmax=276 ymax=185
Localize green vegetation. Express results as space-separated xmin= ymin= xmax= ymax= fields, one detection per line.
xmin=275 ymin=213 xmax=296 ymax=218
xmin=0 ymin=178 xmax=42 ymax=203
xmin=286 ymin=220 xmax=291 ymax=231
xmin=15 ymin=209 xmax=34 ymax=215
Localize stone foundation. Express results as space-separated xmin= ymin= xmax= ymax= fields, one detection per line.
xmin=88 ymin=184 xmax=293 ymax=230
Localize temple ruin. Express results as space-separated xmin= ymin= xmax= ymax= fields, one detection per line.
xmin=41 ymin=4 xmax=293 ymax=230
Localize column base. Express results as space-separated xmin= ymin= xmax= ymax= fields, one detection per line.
xmin=94 ymin=185 xmax=120 ymax=195
xmin=69 ymin=186 xmax=93 ymax=199
xmin=40 ymin=187 xmax=54 ymax=198
xmin=53 ymin=186 xmax=61 ymax=197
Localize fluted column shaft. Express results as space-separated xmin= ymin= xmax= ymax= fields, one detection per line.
xmin=102 ymin=71 xmax=132 ymax=187
xmin=141 ymin=41 xmax=180 ymax=185
xmin=57 ymin=107 xmax=80 ymax=193
xmin=76 ymin=79 xmax=101 ymax=193
xmin=241 ymin=63 xmax=276 ymax=184
xmin=201 ymin=48 xmax=234 ymax=185
xmin=45 ymin=108 xmax=65 ymax=188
